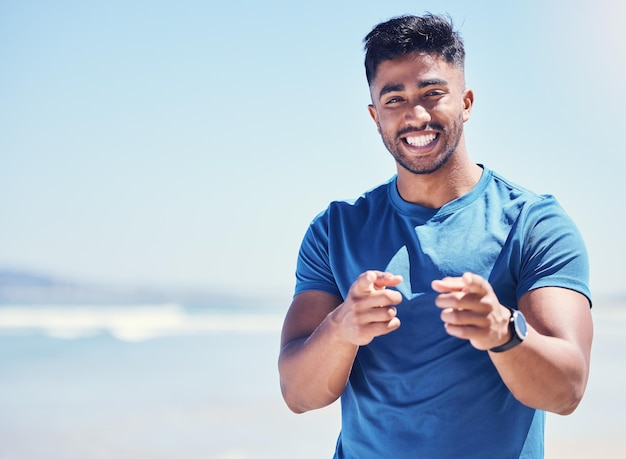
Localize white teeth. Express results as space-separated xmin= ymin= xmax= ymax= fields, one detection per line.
xmin=405 ymin=134 xmax=436 ymax=147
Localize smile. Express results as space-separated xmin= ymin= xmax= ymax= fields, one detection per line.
xmin=403 ymin=133 xmax=438 ymax=148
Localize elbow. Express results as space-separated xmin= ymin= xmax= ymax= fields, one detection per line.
xmin=280 ymin=382 xmax=303 ymax=414
xmin=280 ymin=380 xmax=314 ymax=414
xmin=552 ymin=383 xmax=586 ymax=415
xmin=556 ymin=402 xmax=579 ymax=416
xmin=279 ymin=366 xmax=340 ymax=414
xmin=278 ymin=363 xmax=316 ymax=413
xmin=549 ymin=397 xmax=581 ymax=416
xmin=278 ymin=360 xmax=310 ymax=413
xmin=553 ymin=366 xmax=590 ymax=415
xmin=285 ymin=401 xmax=308 ymax=415
xmin=515 ymin=378 xmax=587 ymax=416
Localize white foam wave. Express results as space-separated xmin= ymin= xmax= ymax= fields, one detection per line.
xmin=0 ymin=304 xmax=284 ymax=342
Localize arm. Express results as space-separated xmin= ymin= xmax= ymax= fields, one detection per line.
xmin=278 ymin=271 xmax=403 ymax=413
xmin=432 ymin=273 xmax=592 ymax=415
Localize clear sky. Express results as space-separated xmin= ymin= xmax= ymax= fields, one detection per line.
xmin=1 ymin=0 xmax=624 ymax=299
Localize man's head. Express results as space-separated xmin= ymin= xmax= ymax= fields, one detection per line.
xmin=364 ymin=14 xmax=465 ymax=87
xmin=364 ymin=14 xmax=473 ymax=177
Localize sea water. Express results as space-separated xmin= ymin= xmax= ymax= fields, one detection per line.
xmin=0 ymin=303 xmax=623 ymax=458
xmin=0 ymin=304 xmax=340 ymax=459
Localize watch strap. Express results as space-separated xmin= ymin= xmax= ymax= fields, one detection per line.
xmin=489 ymin=307 xmax=524 ymax=353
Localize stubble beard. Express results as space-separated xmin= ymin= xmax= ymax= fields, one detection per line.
xmin=382 ymin=115 xmax=464 ymax=175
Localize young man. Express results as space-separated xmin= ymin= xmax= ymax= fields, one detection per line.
xmin=278 ymin=14 xmax=592 ymax=458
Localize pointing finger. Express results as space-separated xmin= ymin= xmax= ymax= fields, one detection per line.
xmin=432 ymin=272 xmax=489 ymax=295
xmin=431 ymin=275 xmax=466 ymax=293
xmin=358 ymin=270 xmax=403 ymax=291
xmin=458 ymin=272 xmax=490 ymax=296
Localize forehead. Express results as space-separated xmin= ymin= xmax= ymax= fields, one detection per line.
xmin=370 ymin=52 xmax=465 ymax=94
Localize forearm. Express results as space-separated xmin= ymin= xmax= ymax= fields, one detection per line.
xmin=490 ymin=326 xmax=590 ymax=415
xmin=433 ymin=278 xmax=593 ymax=415
xmin=279 ymin=314 xmax=358 ymax=413
xmin=279 ymin=273 xmax=404 ymax=413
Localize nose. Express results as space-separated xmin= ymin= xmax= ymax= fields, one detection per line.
xmin=406 ymin=103 xmax=431 ymax=127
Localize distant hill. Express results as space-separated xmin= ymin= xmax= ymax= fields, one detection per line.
xmin=0 ymin=269 xmax=70 ymax=288
xmin=0 ymin=268 xmax=282 ymax=309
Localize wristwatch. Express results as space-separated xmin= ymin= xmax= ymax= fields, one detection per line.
xmin=489 ymin=306 xmax=528 ymax=353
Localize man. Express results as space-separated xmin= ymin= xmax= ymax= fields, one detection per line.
xmin=278 ymin=13 xmax=592 ymax=459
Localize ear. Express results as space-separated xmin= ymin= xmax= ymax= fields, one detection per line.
xmin=368 ymin=104 xmax=381 ymax=134
xmin=462 ymin=89 xmax=474 ymax=122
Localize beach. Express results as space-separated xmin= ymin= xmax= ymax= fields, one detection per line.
xmin=0 ymin=302 xmax=624 ymax=458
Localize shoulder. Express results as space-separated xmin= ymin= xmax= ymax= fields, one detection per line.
xmin=299 ymin=177 xmax=395 ymax=253
xmin=312 ymin=178 xmax=395 ymax=224
xmin=482 ymin=168 xmax=584 ymax=247
xmin=487 ymin=169 xmax=542 ymax=202
xmin=485 ymin=168 xmax=567 ymax=217
xmin=484 ymin=170 xmax=591 ymax=302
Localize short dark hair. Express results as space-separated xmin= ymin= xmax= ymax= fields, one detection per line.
xmin=363 ymin=13 xmax=465 ymax=85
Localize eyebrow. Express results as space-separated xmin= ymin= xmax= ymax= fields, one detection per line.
xmin=418 ymin=78 xmax=449 ymax=88
xmin=378 ymin=78 xmax=449 ymax=100
xmin=379 ymin=84 xmax=404 ymax=99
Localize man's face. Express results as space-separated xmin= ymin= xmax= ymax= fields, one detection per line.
xmin=368 ymin=52 xmax=473 ymax=175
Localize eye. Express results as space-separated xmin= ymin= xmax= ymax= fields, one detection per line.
xmin=425 ymin=89 xmax=446 ymax=97
xmin=385 ymin=96 xmax=404 ymax=105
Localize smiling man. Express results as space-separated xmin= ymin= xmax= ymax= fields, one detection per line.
xmin=368 ymin=54 xmax=470 ymax=179
xmin=278 ymin=14 xmax=592 ymax=459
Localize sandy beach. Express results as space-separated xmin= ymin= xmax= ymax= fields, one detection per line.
xmin=0 ymin=301 xmax=624 ymax=458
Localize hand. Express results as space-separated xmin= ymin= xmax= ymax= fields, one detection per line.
xmin=330 ymin=270 xmax=403 ymax=346
xmin=432 ymin=272 xmax=511 ymax=350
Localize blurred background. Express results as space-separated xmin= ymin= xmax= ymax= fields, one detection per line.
xmin=1 ymin=0 xmax=624 ymax=458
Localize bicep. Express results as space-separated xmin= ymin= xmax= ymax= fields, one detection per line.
xmin=280 ymin=290 xmax=343 ymax=349
xmin=519 ymin=287 xmax=593 ymax=360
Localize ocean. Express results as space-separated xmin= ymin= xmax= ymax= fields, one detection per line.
xmin=0 ymin=302 xmax=624 ymax=458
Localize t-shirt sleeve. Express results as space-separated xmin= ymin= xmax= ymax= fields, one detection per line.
xmin=516 ymin=195 xmax=591 ymax=305
xmin=294 ymin=210 xmax=343 ymax=299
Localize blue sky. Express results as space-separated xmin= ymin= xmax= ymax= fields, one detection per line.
xmin=1 ymin=0 xmax=624 ymax=299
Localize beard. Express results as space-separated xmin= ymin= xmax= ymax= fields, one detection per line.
xmin=381 ymin=115 xmax=464 ymax=175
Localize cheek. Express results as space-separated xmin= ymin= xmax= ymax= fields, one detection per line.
xmin=378 ymin=121 xmax=395 ymax=141
xmin=376 ymin=113 xmax=397 ymax=134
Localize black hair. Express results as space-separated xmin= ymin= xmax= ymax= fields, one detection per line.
xmin=363 ymin=13 xmax=465 ymax=85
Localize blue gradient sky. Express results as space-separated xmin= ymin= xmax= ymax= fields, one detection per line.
xmin=1 ymin=0 xmax=624 ymax=298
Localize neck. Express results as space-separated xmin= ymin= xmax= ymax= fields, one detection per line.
xmin=395 ymin=152 xmax=482 ymax=209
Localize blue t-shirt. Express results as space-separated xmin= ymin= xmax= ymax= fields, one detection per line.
xmin=295 ymin=166 xmax=590 ymax=459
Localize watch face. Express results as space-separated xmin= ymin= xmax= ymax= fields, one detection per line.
xmin=513 ymin=311 xmax=528 ymax=339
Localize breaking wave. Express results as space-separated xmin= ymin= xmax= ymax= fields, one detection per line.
xmin=0 ymin=304 xmax=284 ymax=342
